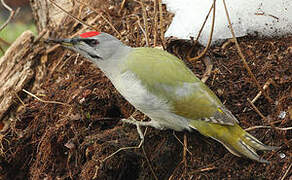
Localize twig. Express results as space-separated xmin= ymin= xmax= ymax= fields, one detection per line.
xmin=119 ymin=0 xmax=127 ymax=15
xmin=247 ymin=97 xmax=281 ymax=131
xmin=280 ymin=163 xmax=292 ymax=180
xmin=0 ymin=0 xmax=20 ymax=32
xmin=22 ymin=89 xmax=70 ymax=106
xmin=255 ymin=12 xmax=279 ymax=21
xmin=222 ymin=0 xmax=273 ymax=104
xmin=201 ymin=56 xmax=213 ymax=83
xmin=168 ymin=161 xmax=184 ymax=180
xmin=221 ymin=38 xmax=234 ymax=49
xmin=247 ymin=97 xmax=281 ymax=132
xmin=48 ymin=0 xmax=98 ymax=31
xmin=245 ymin=126 xmax=292 ymax=131
xmin=247 ymin=98 xmax=268 ymax=121
xmin=188 ymin=0 xmax=216 ymax=62
xmin=101 ymin=122 xmax=146 ymax=162
xmin=0 ymin=37 xmax=11 ymax=46
xmin=99 ymin=12 xmax=121 ymax=38
xmin=158 ymin=0 xmax=165 ymax=48
xmin=33 ymin=29 xmax=48 ymax=44
xmin=14 ymin=91 xmax=26 ymax=107
xmin=183 ymin=133 xmax=187 ymax=174
xmin=251 ymin=78 xmax=276 ymax=103
xmin=134 ymin=15 xmax=149 ymax=47
xmin=173 ymin=131 xmax=192 ymax=155
xmin=190 ymin=165 xmax=217 ymax=174
xmin=142 ymin=145 xmax=158 ymax=180
xmin=243 ymin=78 xmax=275 ymax=112
xmin=139 ymin=0 xmax=150 ymax=47
xmin=46 ymin=44 xmax=61 ymax=54
xmin=186 ymin=2 xmax=214 ymax=61
xmin=0 ymin=45 xmax=4 ymax=54
xmin=195 ymin=3 xmax=214 ymax=42
xmin=45 ymin=15 xmax=100 ymax=54
xmin=75 ymin=0 xmax=122 ymax=38
xmin=153 ymin=0 xmax=158 ymax=47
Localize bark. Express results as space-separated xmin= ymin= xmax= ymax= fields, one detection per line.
xmin=0 ymin=31 xmax=35 ymax=122
xmin=30 ymin=0 xmax=73 ymax=32
xmin=0 ymin=0 xmax=63 ymax=124
xmin=0 ymin=0 xmax=73 ymax=125
xmin=0 ymin=0 xmax=286 ymax=179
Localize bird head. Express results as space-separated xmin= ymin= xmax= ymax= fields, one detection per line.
xmin=47 ymin=31 xmax=128 ymax=65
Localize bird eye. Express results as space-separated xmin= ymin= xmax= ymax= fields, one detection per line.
xmin=83 ymin=39 xmax=99 ymax=47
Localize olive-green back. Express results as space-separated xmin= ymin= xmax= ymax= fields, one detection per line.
xmin=123 ymin=47 xmax=223 ymax=120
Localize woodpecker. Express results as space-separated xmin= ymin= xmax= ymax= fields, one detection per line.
xmin=47 ymin=31 xmax=278 ymax=163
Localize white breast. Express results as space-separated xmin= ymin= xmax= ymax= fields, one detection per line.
xmin=109 ymin=70 xmax=190 ymax=131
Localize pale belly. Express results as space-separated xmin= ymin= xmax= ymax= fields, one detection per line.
xmin=110 ymin=71 xmax=191 ymax=131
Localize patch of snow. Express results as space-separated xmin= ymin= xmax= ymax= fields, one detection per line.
xmin=163 ymin=0 xmax=292 ymax=45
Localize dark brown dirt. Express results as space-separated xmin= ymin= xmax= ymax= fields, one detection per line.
xmin=0 ymin=0 xmax=291 ymax=179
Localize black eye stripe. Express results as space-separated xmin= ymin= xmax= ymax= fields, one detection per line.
xmin=88 ymin=52 xmax=102 ymax=60
xmin=82 ymin=39 xmax=99 ymax=47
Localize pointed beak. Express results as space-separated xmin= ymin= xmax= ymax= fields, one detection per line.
xmin=45 ymin=38 xmax=79 ymax=47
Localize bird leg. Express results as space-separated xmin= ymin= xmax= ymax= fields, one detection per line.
xmin=102 ymin=115 xmax=147 ymax=162
xmin=122 ymin=116 xmax=153 ymax=135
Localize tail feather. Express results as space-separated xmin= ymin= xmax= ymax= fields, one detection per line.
xmin=243 ymin=132 xmax=279 ymax=151
xmin=212 ymin=135 xmax=271 ymax=163
xmin=189 ymin=121 xmax=279 ymax=163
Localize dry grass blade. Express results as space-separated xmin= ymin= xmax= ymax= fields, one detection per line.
xmin=188 ymin=0 xmax=216 ymax=62
xmin=153 ymin=0 xmax=158 ymax=46
xmin=14 ymin=91 xmax=26 ymax=106
xmin=119 ymin=0 xmax=127 ymax=15
xmin=280 ymin=163 xmax=291 ymax=180
xmin=142 ymin=145 xmax=158 ymax=180
xmin=0 ymin=0 xmax=20 ymax=32
xmin=245 ymin=126 xmax=292 ymax=131
xmin=168 ymin=160 xmax=184 ymax=180
xmin=247 ymin=98 xmax=268 ymax=121
xmin=190 ymin=165 xmax=217 ymax=174
xmin=173 ymin=132 xmax=192 ymax=155
xmin=134 ymin=15 xmax=149 ymax=47
xmin=251 ymin=78 xmax=277 ymax=103
xmin=0 ymin=38 xmax=11 ymax=46
xmin=195 ymin=3 xmax=214 ymax=42
xmin=33 ymin=29 xmax=48 ymax=44
xmin=158 ymin=0 xmax=165 ymax=48
xmin=247 ymin=98 xmax=278 ymax=131
xmin=22 ymin=89 xmax=70 ymax=106
xmin=222 ymin=0 xmax=273 ymax=104
xmin=48 ymin=0 xmax=98 ymax=31
xmin=243 ymin=78 xmax=276 ymax=112
xmin=75 ymin=0 xmax=122 ymax=38
xmin=2 ymin=0 xmax=288 ymax=179
xmin=183 ymin=133 xmax=187 ymax=175
xmin=201 ymin=56 xmax=213 ymax=83
xmin=0 ymin=44 xmax=4 ymax=54
xmin=139 ymin=0 xmax=150 ymax=46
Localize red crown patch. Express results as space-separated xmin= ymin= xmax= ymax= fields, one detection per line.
xmin=80 ymin=31 xmax=101 ymax=38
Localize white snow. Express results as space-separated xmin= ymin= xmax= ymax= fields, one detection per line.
xmin=163 ymin=0 xmax=292 ymax=45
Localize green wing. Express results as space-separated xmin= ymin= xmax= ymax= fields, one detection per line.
xmin=124 ymin=47 xmax=236 ymax=124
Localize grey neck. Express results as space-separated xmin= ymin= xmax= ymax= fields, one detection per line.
xmin=95 ymin=45 xmax=132 ymax=81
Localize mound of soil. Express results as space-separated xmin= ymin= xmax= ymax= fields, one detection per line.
xmin=0 ymin=0 xmax=291 ymax=179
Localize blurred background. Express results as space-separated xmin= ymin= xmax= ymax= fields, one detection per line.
xmin=0 ymin=0 xmax=36 ymax=56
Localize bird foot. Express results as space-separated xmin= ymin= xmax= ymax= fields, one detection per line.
xmin=101 ymin=116 xmax=147 ymax=162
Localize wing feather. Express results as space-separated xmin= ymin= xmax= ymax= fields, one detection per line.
xmin=125 ymin=47 xmax=237 ymax=125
